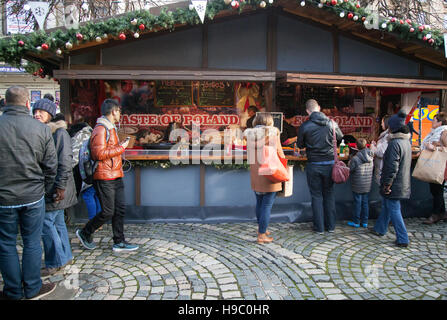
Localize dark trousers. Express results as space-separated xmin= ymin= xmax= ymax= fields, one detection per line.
xmin=306 ymin=163 xmax=336 ymax=233
xmin=429 ymin=182 xmax=445 ymax=215
xmin=83 ymin=178 xmax=125 ymax=244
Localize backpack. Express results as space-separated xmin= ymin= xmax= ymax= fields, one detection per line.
xmin=79 ymin=124 xmax=110 ymax=184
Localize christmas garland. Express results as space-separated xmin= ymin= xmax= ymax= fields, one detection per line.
xmin=128 ymin=159 xmax=307 ymax=171
xmin=0 ymin=0 xmax=444 ymax=78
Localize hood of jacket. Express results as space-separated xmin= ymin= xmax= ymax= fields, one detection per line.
xmin=97 ymin=116 xmax=117 ymax=131
xmin=356 ymin=148 xmax=374 ymax=164
xmin=48 ymin=120 xmax=68 ymax=133
xmin=309 ymin=112 xmax=331 ymax=127
xmin=388 ymin=132 xmax=411 ymax=141
xmin=68 ymin=122 xmax=89 ymax=137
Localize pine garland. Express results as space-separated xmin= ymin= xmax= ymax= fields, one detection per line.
xmin=0 ymin=0 xmax=444 ymax=77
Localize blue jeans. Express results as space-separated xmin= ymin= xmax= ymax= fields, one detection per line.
xmin=0 ymin=198 xmax=45 ymax=299
xmin=306 ymin=163 xmax=336 ymax=232
xmin=255 ymin=192 xmax=277 ymax=234
xmin=81 ymin=186 xmax=101 ymax=220
xmin=374 ymin=197 xmax=409 ymax=244
xmin=352 ymin=192 xmax=369 ymax=225
xmin=42 ymin=209 xmax=73 ymax=269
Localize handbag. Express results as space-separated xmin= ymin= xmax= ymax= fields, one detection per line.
xmin=277 ymin=165 xmax=294 ymax=197
xmin=258 ymin=145 xmax=290 ymax=183
xmin=412 ymin=148 xmax=447 ymax=184
xmin=331 ymin=121 xmax=350 ymax=184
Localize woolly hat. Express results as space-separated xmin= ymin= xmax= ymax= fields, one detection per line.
xmin=33 ymin=98 xmax=57 ymax=119
xmin=388 ymin=110 xmax=407 ymax=133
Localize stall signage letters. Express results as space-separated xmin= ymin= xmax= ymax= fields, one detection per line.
xmin=121 ymin=113 xmax=240 ymax=126
xmin=292 ymin=115 xmax=374 ymax=128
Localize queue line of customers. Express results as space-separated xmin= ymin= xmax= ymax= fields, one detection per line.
xmin=0 ymin=86 xmax=137 ymax=300
xmin=247 ymin=99 xmax=446 ymax=249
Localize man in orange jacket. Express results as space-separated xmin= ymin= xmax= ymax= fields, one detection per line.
xmin=76 ymin=99 xmax=138 ymax=252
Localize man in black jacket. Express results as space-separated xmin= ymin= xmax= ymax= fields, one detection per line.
xmin=371 ymin=111 xmax=411 ymax=247
xmin=0 ymin=86 xmax=58 ymax=300
xmin=297 ymin=99 xmax=343 ymax=234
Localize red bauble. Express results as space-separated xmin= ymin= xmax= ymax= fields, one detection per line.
xmin=409 ymin=27 xmax=415 ymax=33
xmin=406 ymin=19 xmax=411 ymax=24
xmin=418 ymin=26 xmax=424 ymax=32
xmin=39 ymin=68 xmax=44 ymax=74
xmin=41 ymin=43 xmax=49 ymax=50
xmin=331 ymin=0 xmax=337 ymax=5
xmin=40 ymin=74 xmax=45 ymax=79
xmin=139 ymin=24 xmax=145 ymax=31
xmin=428 ymin=39 xmax=434 ymax=44
xmin=231 ymin=1 xmax=240 ymax=9
xmin=423 ymin=36 xmax=427 ymax=41
xmin=18 ymin=40 xmax=25 ymax=47
xmin=76 ymin=33 xmax=83 ymax=41
xmin=399 ymin=20 xmax=404 ymax=25
xmin=33 ymin=72 xmax=38 ymax=76
xmin=391 ymin=17 xmax=396 ymax=23
xmin=361 ymin=17 xmax=366 ymax=22
xmin=356 ymin=3 xmax=360 ymax=8
xmin=119 ymin=33 xmax=126 ymax=40
xmin=347 ymin=13 xmax=354 ymax=20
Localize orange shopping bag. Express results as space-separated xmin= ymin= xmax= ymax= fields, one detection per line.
xmin=258 ymin=145 xmax=290 ymax=183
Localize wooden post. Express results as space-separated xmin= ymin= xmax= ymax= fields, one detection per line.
xmin=200 ymin=164 xmax=205 ymax=207
xmin=333 ymin=27 xmax=339 ymax=73
xmin=202 ymin=24 xmax=208 ymax=69
xmin=135 ymin=166 xmax=141 ymax=206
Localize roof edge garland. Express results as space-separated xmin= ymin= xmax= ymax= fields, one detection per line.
xmin=0 ymin=0 xmax=445 ymax=77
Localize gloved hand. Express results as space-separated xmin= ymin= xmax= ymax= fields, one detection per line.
xmin=53 ymin=188 xmax=65 ymax=202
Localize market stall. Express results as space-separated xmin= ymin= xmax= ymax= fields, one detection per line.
xmin=6 ymin=0 xmax=447 ymax=223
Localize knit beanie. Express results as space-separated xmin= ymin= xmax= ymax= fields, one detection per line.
xmin=388 ymin=110 xmax=407 ymax=133
xmin=33 ymin=98 xmax=57 ymax=119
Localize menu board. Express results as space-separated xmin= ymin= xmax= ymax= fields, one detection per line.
xmin=155 ymin=80 xmax=192 ymax=107
xmin=198 ymin=81 xmax=234 ymax=107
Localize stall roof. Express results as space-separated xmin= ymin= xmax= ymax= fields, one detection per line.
xmin=3 ymin=0 xmax=447 ymax=73
xmin=278 ymin=72 xmax=447 ymax=89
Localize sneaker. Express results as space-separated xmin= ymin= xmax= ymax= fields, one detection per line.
xmin=29 ymin=282 xmax=56 ymax=300
xmin=41 ymin=267 xmax=61 ymax=280
xmin=327 ymin=230 xmax=335 ymax=233
xmin=361 ymin=223 xmax=368 ymax=228
xmin=112 ymin=242 xmax=139 ymax=252
xmin=347 ymin=221 xmax=360 ymax=228
xmin=395 ymin=241 xmax=409 ymax=248
xmin=370 ymin=229 xmax=384 ymax=237
xmin=76 ymin=229 xmax=96 ymax=250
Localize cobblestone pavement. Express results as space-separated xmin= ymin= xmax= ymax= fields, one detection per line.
xmin=1 ymin=218 xmax=447 ymax=300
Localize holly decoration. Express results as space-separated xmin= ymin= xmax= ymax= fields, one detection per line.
xmin=0 ymin=0 xmax=445 ymax=78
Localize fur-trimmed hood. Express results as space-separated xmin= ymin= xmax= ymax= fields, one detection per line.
xmin=48 ymin=120 xmax=68 ymax=133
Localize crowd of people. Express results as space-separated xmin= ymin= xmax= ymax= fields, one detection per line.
xmin=246 ymin=99 xmax=447 ymax=248
xmin=0 ymin=86 xmax=446 ymax=300
xmin=0 ymin=86 xmax=137 ymax=300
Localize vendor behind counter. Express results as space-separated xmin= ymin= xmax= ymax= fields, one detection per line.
xmin=281 ymin=112 xmax=298 ymax=146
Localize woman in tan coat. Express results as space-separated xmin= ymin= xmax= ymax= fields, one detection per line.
xmin=244 ymin=113 xmax=286 ymax=244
